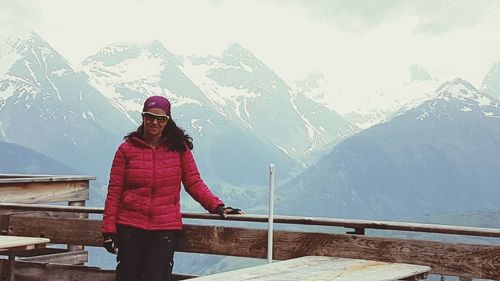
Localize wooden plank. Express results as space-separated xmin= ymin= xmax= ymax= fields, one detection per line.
xmin=6 ymin=216 xmax=500 ymax=279
xmin=0 ymin=236 xmax=50 ymax=251
xmin=0 ymin=247 xmax=65 ymax=257
xmin=2 ymin=205 xmax=500 ymax=239
xmin=182 ymin=213 xmax=500 ymax=238
xmin=0 ymin=181 xmax=89 ymax=203
xmin=0 ymin=203 xmax=104 ymax=214
xmin=13 ymin=211 xmax=85 ymax=219
xmin=8 ymin=217 xmax=102 ymax=246
xmin=0 ymin=260 xmax=195 ymax=281
xmin=189 ymin=256 xmax=431 ymax=281
xmin=18 ymin=250 xmax=88 ymax=265
xmin=0 ymin=175 xmax=95 ymax=183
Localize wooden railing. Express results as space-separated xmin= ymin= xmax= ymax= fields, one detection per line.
xmin=0 ymin=203 xmax=499 ymax=280
xmin=2 ymin=202 xmax=500 ymax=238
xmin=1 ymin=174 xmax=500 ymax=280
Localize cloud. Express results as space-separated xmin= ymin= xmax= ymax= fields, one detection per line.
xmin=278 ymin=0 xmax=500 ymax=35
xmin=0 ymin=0 xmax=40 ymax=34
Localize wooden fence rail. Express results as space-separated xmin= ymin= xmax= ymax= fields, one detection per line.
xmin=2 ymin=203 xmax=500 ymax=238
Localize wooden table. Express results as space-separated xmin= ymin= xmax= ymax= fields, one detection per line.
xmin=0 ymin=235 xmax=50 ymax=281
xmin=190 ymin=256 xmax=431 ymax=281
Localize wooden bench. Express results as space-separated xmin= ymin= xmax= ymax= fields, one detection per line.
xmin=0 ymin=235 xmax=50 ymax=281
xmin=189 ymin=256 xmax=431 ymax=281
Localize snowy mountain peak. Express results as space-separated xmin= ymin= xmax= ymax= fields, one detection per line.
xmin=426 ymin=78 xmax=500 ymax=115
xmin=146 ymin=40 xmax=181 ymax=64
xmin=82 ymin=43 xmax=141 ymax=67
xmin=409 ymin=64 xmax=433 ymax=82
xmin=221 ymin=43 xmax=267 ymax=72
xmin=83 ymin=40 xmax=180 ymax=68
xmin=0 ymin=31 xmax=64 ymax=64
xmin=224 ymin=43 xmax=253 ymax=58
xmin=81 ymin=40 xmax=183 ymax=88
xmin=481 ymin=62 xmax=500 ymax=99
xmin=409 ymin=78 xmax=500 ymax=123
xmin=436 ymin=78 xmax=479 ymax=99
xmin=0 ymin=31 xmax=31 ymax=53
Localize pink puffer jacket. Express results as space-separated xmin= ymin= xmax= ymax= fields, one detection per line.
xmin=101 ymin=137 xmax=223 ymax=234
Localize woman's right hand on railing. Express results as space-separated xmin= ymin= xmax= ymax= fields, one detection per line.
xmin=215 ymin=204 xmax=245 ymax=218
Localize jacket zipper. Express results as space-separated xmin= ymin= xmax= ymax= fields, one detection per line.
xmin=148 ymin=146 xmax=156 ymax=228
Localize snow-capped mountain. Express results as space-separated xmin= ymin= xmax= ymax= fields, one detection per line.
xmin=277 ymin=78 xmax=500 ymax=220
xmin=181 ymin=43 xmax=356 ymax=159
xmin=481 ymin=62 xmax=500 ymax=99
xmin=432 ymin=78 xmax=500 ymax=115
xmin=334 ymin=65 xmax=442 ymax=128
xmin=81 ymin=40 xmax=210 ymax=123
xmin=81 ymin=41 xmax=305 ymax=184
xmin=82 ymin=41 xmax=355 ymax=167
xmin=0 ymin=32 xmax=133 ymax=178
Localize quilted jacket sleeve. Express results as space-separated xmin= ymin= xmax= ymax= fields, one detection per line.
xmin=101 ymin=145 xmax=126 ymax=234
xmin=181 ymin=148 xmax=224 ymax=213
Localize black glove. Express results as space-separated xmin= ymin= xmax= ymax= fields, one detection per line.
xmin=224 ymin=206 xmax=243 ymax=214
xmin=215 ymin=205 xmax=244 ymax=218
xmin=103 ymin=233 xmax=118 ymax=255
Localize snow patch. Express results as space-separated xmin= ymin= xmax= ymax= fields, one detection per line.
xmin=461 ymin=107 xmax=472 ymax=112
xmin=181 ymin=60 xmax=258 ymax=128
xmin=0 ymin=120 xmax=5 ymax=140
xmin=274 ymin=144 xmax=307 ymax=168
xmin=51 ymin=69 xmax=68 ymax=77
xmin=289 ymin=89 xmax=327 ymax=152
xmin=87 ymin=110 xmax=95 ymax=121
xmin=484 ymin=112 xmax=500 ymax=118
xmin=416 ymin=111 xmax=430 ymax=120
xmin=83 ymin=49 xmax=163 ymax=84
xmin=478 ymin=96 xmax=493 ymax=106
xmin=191 ymin=118 xmax=203 ymax=135
xmin=0 ymin=84 xmax=17 ymax=110
xmin=82 ymin=110 xmax=96 ymax=121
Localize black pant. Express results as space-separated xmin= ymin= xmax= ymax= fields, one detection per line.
xmin=116 ymin=224 xmax=180 ymax=281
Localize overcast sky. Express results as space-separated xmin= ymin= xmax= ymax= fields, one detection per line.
xmin=2 ymin=0 xmax=500 ymax=96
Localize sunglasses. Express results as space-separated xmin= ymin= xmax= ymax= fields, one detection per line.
xmin=142 ymin=112 xmax=170 ymax=123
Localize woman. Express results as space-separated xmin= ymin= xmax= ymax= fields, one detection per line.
xmin=102 ymin=95 xmax=242 ymax=281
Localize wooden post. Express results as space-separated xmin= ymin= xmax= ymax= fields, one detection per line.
xmin=67 ymin=200 xmax=87 ymax=260
xmin=8 ymin=251 xmax=15 ymax=281
xmin=66 ymin=180 xmax=89 ymax=266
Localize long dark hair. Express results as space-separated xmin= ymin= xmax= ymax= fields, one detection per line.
xmin=125 ymin=118 xmax=193 ymax=152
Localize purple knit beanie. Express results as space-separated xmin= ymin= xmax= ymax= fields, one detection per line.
xmin=142 ymin=96 xmax=171 ymax=116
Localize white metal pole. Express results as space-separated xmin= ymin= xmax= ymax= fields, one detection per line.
xmin=267 ymin=163 xmax=275 ymax=264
